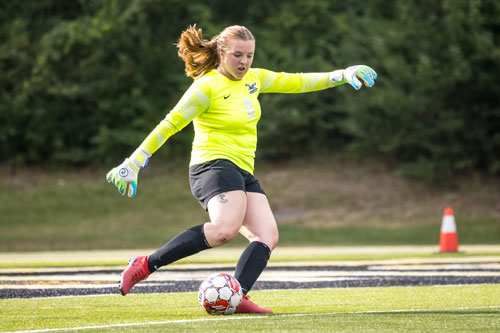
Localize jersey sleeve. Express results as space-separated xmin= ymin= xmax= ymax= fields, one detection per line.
xmin=130 ymin=78 xmax=212 ymax=166
xmin=254 ymin=68 xmax=344 ymax=94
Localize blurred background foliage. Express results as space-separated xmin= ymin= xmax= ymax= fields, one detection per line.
xmin=1 ymin=0 xmax=499 ymax=181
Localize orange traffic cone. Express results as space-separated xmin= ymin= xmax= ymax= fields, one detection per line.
xmin=439 ymin=206 xmax=459 ymax=252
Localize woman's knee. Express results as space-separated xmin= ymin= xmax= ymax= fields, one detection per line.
xmin=241 ymin=224 xmax=279 ymax=251
xmin=266 ymin=228 xmax=279 ymax=251
xmin=213 ymin=227 xmax=239 ymax=245
xmin=204 ymin=219 xmax=240 ymax=247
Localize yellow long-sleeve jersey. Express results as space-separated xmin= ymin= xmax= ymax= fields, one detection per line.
xmin=132 ymin=68 xmax=343 ymax=174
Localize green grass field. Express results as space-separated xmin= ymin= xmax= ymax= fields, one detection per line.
xmin=2 ymin=282 xmax=499 ymax=332
xmin=1 ymin=247 xmax=500 ymax=332
xmin=2 ymin=245 xmax=500 ymax=268
xmin=1 ymin=158 xmax=499 ymax=251
xmin=1 ymin=159 xmax=499 ymax=331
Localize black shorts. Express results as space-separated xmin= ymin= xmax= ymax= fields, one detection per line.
xmin=189 ymin=159 xmax=266 ymax=210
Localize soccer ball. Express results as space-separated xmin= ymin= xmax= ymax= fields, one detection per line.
xmin=198 ymin=272 xmax=243 ymax=315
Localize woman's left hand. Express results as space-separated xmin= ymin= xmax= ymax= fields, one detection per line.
xmin=343 ymin=65 xmax=377 ymax=90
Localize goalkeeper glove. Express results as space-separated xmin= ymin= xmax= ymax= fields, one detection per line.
xmin=330 ymin=65 xmax=377 ymax=90
xmin=106 ymin=149 xmax=150 ymax=197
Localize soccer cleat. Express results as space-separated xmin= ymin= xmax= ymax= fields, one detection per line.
xmin=235 ymin=294 xmax=273 ymax=314
xmin=119 ymin=255 xmax=151 ymax=296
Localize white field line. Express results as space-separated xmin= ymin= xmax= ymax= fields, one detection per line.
xmin=4 ymin=283 xmax=499 ymax=300
xmin=5 ymin=305 xmax=500 ymax=333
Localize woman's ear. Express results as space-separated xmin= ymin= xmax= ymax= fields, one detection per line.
xmin=218 ymin=49 xmax=224 ymax=61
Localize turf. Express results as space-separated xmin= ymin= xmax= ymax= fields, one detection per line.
xmin=1 ymin=245 xmax=500 ymax=268
xmin=2 ymin=285 xmax=499 ymax=332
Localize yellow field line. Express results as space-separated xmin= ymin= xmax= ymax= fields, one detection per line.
xmin=1 ymin=245 xmax=500 ymax=266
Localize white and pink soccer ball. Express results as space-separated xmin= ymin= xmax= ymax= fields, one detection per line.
xmin=198 ymin=272 xmax=243 ymax=315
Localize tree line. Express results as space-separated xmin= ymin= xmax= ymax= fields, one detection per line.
xmin=1 ymin=0 xmax=499 ymax=180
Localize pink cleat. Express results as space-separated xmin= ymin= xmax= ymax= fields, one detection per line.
xmin=119 ymin=256 xmax=151 ymax=296
xmin=235 ymin=294 xmax=273 ymax=314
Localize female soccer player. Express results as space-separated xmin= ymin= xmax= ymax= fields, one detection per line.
xmin=107 ymin=24 xmax=377 ymax=314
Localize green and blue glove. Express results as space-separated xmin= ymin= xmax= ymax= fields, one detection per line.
xmin=106 ymin=149 xmax=150 ymax=197
xmin=330 ymin=65 xmax=377 ymax=90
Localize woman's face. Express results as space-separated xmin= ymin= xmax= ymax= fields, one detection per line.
xmin=218 ymin=39 xmax=255 ymax=81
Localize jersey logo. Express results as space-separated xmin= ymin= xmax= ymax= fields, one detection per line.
xmin=224 ymin=95 xmax=231 ymax=99
xmin=245 ymin=83 xmax=258 ymax=95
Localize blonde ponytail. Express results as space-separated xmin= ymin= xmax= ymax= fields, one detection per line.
xmin=176 ymin=25 xmax=218 ymax=79
xmin=177 ymin=24 xmax=255 ymax=79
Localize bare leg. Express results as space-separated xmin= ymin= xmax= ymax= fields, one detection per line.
xmin=239 ymin=192 xmax=279 ymax=250
xmin=235 ymin=192 xmax=279 ymax=295
xmin=204 ymin=190 xmax=247 ymax=247
xmin=120 ymin=190 xmax=248 ymax=296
